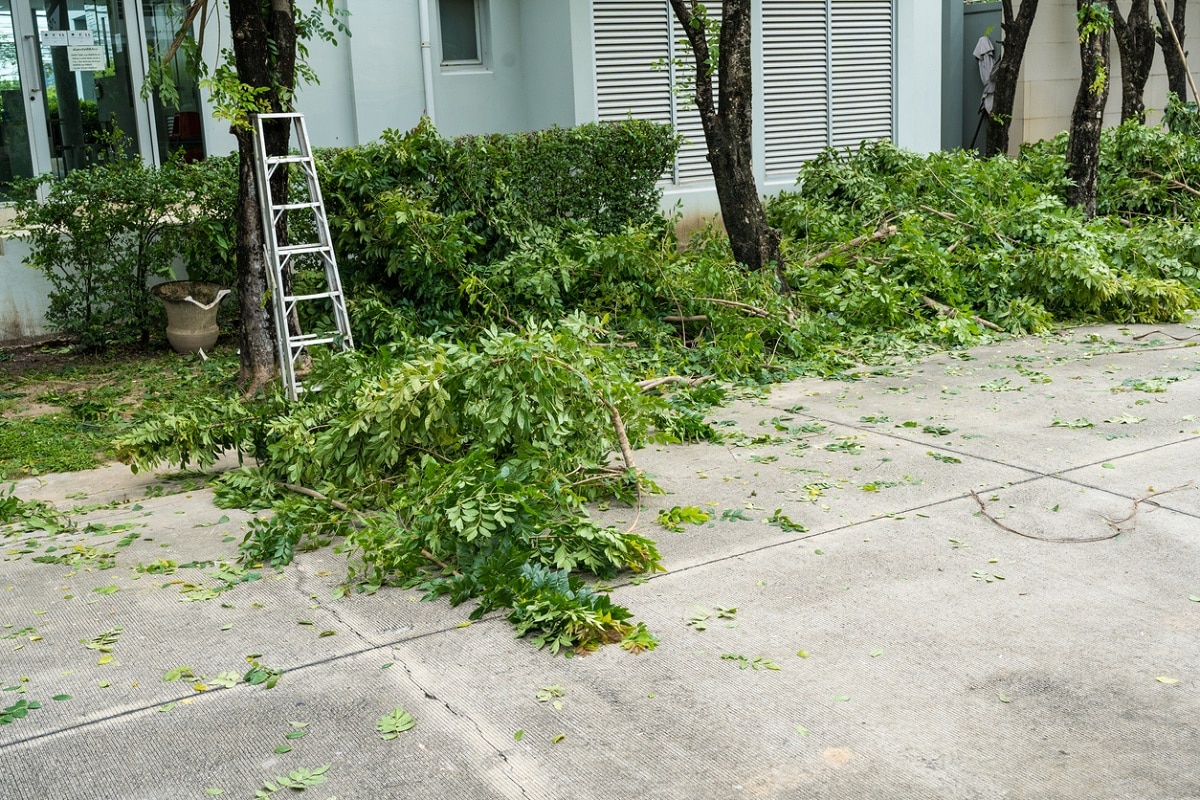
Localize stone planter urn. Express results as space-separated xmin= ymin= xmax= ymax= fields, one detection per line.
xmin=151 ymin=280 xmax=231 ymax=354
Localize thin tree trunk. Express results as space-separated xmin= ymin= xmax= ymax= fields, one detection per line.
xmin=1155 ymin=0 xmax=1190 ymax=100
xmin=668 ymin=0 xmax=784 ymax=283
xmin=1066 ymin=1 xmax=1112 ymax=217
xmin=986 ymin=0 xmax=1041 ymax=157
xmin=1109 ymin=0 xmax=1155 ymax=122
xmin=229 ymin=0 xmax=298 ymax=395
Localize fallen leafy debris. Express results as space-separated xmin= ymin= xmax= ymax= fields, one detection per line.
xmin=0 ymin=697 xmax=40 ymax=725
xmin=244 ymin=657 xmax=282 ymax=689
xmin=766 ymin=509 xmax=807 ymax=533
xmin=254 ymin=765 xmax=330 ymax=796
xmin=721 ymin=653 xmax=781 ymax=671
xmin=377 ymin=707 xmax=415 ymax=740
xmin=656 ymin=505 xmax=711 ymax=532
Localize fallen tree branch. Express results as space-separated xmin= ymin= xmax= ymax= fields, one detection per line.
xmin=535 ymin=353 xmax=638 ymax=473
xmin=1142 ymin=169 xmax=1200 ymax=198
xmin=693 ymin=297 xmax=771 ymax=318
xmin=421 ymin=548 xmax=455 ymax=572
xmin=970 ymin=490 xmax=1120 ymax=543
xmin=636 ymin=375 xmax=711 ymax=392
xmin=1131 ymin=329 xmax=1200 ymax=342
xmin=278 ymin=482 xmax=353 ymax=513
xmin=921 ymin=295 xmax=1004 ymax=333
xmin=663 ymin=315 xmax=710 ymax=324
xmin=803 ymin=224 xmax=897 ymax=268
xmin=918 ymin=204 xmax=961 ymax=222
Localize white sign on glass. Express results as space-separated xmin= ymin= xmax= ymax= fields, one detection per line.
xmin=67 ymin=46 xmax=106 ymax=72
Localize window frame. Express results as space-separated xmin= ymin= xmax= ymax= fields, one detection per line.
xmin=438 ymin=0 xmax=488 ymax=70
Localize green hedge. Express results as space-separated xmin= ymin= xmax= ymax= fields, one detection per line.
xmin=318 ymin=119 xmax=678 ymax=309
xmin=453 ymin=120 xmax=679 ymax=234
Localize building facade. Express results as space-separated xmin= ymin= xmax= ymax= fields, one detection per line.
xmin=0 ymin=0 xmax=943 ymax=341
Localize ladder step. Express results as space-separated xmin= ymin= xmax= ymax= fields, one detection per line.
xmin=278 ymin=243 xmax=331 ymax=256
xmin=266 ymin=155 xmax=311 ymax=165
xmin=256 ymin=112 xmax=305 ymax=121
xmin=290 ymin=334 xmax=342 ymax=348
xmin=274 ymin=201 xmax=321 ymax=212
xmin=286 ymin=291 xmax=342 ymax=302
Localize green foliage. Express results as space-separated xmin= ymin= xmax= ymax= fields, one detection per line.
xmin=657 ymin=505 xmax=711 ymax=531
xmin=1163 ymin=94 xmax=1200 ymax=137
xmin=116 ymin=119 xmax=1200 ymax=659
xmin=770 ymin=139 xmax=1200 ymax=337
xmin=0 ymin=415 xmax=109 ymax=478
xmin=12 ymin=156 xmax=237 ymax=350
xmin=376 ymin=707 xmax=415 ymax=739
xmin=320 ymin=118 xmax=678 ymax=307
xmin=119 ymin=317 xmax=665 ymax=654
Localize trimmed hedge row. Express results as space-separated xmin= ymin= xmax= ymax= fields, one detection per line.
xmin=317 ymin=119 xmax=679 ymax=306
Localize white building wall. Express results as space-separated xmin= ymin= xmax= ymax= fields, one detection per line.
xmin=1013 ymin=0 xmax=1200 ymax=151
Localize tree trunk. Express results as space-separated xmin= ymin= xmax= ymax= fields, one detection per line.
xmin=228 ymin=0 xmax=298 ymax=395
xmin=1155 ymin=0 xmax=1190 ymax=100
xmin=1066 ymin=1 xmax=1112 ymax=218
xmin=986 ymin=0 xmax=1041 ymax=157
xmin=1110 ymin=0 xmax=1155 ymax=122
xmin=668 ymin=0 xmax=784 ymax=283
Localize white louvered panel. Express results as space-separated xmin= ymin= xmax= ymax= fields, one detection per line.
xmin=763 ymin=0 xmax=829 ymax=177
xmin=672 ymin=5 xmax=721 ymax=183
xmin=594 ymin=1 xmax=672 ymax=125
xmin=830 ymin=0 xmax=893 ymax=149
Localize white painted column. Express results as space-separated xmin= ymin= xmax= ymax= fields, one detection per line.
xmin=893 ymin=0 xmax=943 ymax=153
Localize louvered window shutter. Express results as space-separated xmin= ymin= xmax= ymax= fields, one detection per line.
xmin=594 ymin=2 xmax=672 ymax=126
xmin=831 ymin=0 xmax=894 ymax=149
xmin=594 ymin=1 xmax=894 ymax=186
xmin=763 ymin=0 xmax=831 ymax=178
xmin=593 ymin=0 xmax=718 ymax=185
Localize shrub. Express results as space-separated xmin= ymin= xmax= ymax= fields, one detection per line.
xmin=769 ymin=140 xmax=1200 ymax=336
xmin=319 ymin=119 xmax=678 ymax=306
xmin=13 ymin=155 xmax=237 ymax=350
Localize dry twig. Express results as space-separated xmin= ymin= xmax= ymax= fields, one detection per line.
xmin=969 ymin=490 xmax=1120 ymax=543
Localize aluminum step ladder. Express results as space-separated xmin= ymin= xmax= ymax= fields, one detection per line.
xmin=252 ymin=112 xmax=353 ymax=400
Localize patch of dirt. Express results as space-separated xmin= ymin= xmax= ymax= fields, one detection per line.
xmin=0 ymin=341 xmax=79 ymax=381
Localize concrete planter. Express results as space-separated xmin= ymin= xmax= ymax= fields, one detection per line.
xmin=151 ymin=281 xmax=231 ymax=354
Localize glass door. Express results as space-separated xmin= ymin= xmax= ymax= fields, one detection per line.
xmin=30 ymin=0 xmax=142 ymax=175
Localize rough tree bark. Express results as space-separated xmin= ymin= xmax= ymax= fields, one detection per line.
xmin=668 ymin=0 xmax=784 ymax=284
xmin=1066 ymin=1 xmax=1113 ymax=217
xmin=986 ymin=0 xmax=1041 ymax=157
xmin=228 ymin=0 xmax=298 ymax=395
xmin=1155 ymin=0 xmax=1190 ymax=100
xmin=1109 ymin=0 xmax=1155 ymax=121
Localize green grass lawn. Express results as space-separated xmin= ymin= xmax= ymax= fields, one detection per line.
xmin=0 ymin=344 xmax=240 ymax=480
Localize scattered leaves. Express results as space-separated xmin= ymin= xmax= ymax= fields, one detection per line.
xmin=376 ymin=707 xmax=415 ymax=740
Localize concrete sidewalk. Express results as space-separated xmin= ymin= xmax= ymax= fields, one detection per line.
xmin=1 ymin=322 xmax=1198 ymax=799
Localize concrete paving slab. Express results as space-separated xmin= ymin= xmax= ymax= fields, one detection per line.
xmin=759 ymin=328 xmax=1200 ymax=476
xmin=2 ymin=321 xmax=1198 ymax=799
xmin=615 ymin=420 xmax=1034 ymax=571
xmin=1058 ymin=439 xmax=1200 ymax=517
